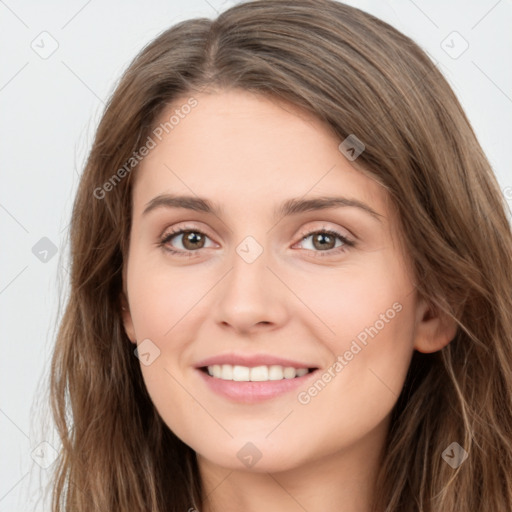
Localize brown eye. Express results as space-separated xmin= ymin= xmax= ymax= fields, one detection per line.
xmin=296 ymin=228 xmax=355 ymax=257
xmin=180 ymin=231 xmax=206 ymax=250
xmin=311 ymin=232 xmax=337 ymax=251
xmin=160 ymin=227 xmax=214 ymax=256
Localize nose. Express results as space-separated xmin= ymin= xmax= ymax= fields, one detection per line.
xmin=213 ymin=245 xmax=289 ymax=335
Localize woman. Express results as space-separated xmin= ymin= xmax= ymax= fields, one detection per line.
xmin=49 ymin=0 xmax=512 ymax=510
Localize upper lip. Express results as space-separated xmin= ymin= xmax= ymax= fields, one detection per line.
xmin=194 ymin=353 xmax=318 ymax=369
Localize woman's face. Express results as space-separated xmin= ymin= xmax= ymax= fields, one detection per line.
xmin=121 ymin=88 xmax=453 ymax=474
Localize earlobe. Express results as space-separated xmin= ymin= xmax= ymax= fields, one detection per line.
xmin=120 ymin=293 xmax=137 ymax=344
xmin=413 ymin=296 xmax=458 ymax=354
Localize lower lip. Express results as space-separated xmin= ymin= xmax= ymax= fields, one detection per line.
xmin=196 ymin=368 xmax=319 ymax=403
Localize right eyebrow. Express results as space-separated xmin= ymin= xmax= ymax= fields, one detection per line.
xmin=143 ymin=194 xmax=222 ymax=217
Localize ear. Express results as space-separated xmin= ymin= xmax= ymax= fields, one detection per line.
xmin=413 ymin=295 xmax=458 ymax=353
xmin=120 ymin=292 xmax=137 ymax=344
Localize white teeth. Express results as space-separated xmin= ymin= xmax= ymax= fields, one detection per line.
xmin=268 ymin=365 xmax=284 ymax=380
xmin=233 ymin=365 xmax=250 ymax=381
xmin=221 ymin=364 xmax=233 ymax=380
xmin=283 ymin=367 xmax=296 ymax=379
xmin=250 ymin=365 xmax=268 ymax=381
xmin=205 ymin=364 xmax=311 ymax=381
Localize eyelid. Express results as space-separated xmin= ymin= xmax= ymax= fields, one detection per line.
xmin=158 ymin=221 xmax=355 ymax=256
xmin=159 ymin=223 xmax=218 ymax=249
xmin=296 ymin=222 xmax=354 ymax=242
xmin=292 ymin=226 xmax=355 ymax=258
xmin=160 ymin=221 xmax=353 ymax=241
xmin=159 ymin=221 xmax=215 ymax=241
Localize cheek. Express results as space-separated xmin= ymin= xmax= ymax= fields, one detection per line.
xmin=298 ymin=260 xmax=416 ymax=398
xmin=299 ymin=257 xmax=412 ymax=342
xmin=292 ymin=295 xmax=415 ymax=456
xmin=126 ymin=257 xmax=211 ymax=340
xmin=126 ymin=260 xmax=212 ymax=414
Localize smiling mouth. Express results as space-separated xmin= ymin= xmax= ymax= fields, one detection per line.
xmin=199 ymin=364 xmax=318 ymax=382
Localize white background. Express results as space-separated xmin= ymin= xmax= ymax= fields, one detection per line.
xmin=1 ymin=0 xmax=511 ymax=510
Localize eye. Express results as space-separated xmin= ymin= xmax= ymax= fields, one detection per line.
xmin=158 ymin=225 xmax=355 ymax=258
xmin=294 ymin=228 xmax=355 ymax=257
xmin=158 ymin=226 xmax=215 ymax=257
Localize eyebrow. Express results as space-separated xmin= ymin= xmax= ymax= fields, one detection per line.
xmin=142 ymin=194 xmax=383 ymax=222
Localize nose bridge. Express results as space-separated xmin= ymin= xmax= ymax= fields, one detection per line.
xmin=214 ymin=233 xmax=286 ymax=330
xmin=226 ymin=233 xmax=272 ymax=303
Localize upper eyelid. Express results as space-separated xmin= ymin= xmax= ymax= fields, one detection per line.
xmin=160 ymin=222 xmax=354 ymax=245
xmin=160 ymin=223 xmax=216 ymax=242
xmin=297 ymin=223 xmax=353 ymax=240
xmin=160 ymin=221 xmax=353 ymax=236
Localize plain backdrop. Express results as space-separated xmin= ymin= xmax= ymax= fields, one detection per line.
xmin=1 ymin=0 xmax=511 ymax=510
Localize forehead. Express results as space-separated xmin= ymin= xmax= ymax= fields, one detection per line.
xmin=132 ymin=89 xmax=388 ymax=218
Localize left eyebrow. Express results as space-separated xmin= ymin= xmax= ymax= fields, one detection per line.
xmin=276 ymin=196 xmax=383 ymax=223
xmin=142 ymin=194 xmax=383 ymax=223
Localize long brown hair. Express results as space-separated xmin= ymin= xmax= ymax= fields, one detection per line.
xmin=48 ymin=0 xmax=512 ymax=510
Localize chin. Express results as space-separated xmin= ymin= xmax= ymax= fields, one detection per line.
xmin=195 ymin=439 xmax=306 ymax=473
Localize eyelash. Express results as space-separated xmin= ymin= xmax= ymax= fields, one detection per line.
xmin=158 ymin=225 xmax=355 ymax=258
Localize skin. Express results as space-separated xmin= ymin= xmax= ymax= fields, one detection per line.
xmin=121 ymin=88 xmax=457 ymax=512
